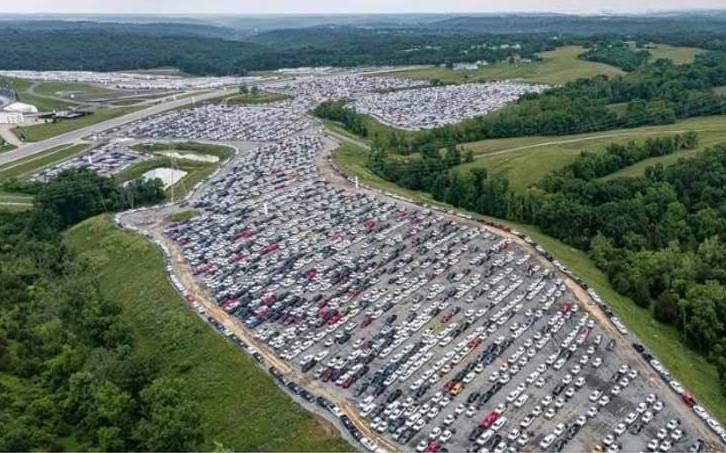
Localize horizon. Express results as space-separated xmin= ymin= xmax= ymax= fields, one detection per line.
xmin=2 ymin=1 xmax=726 ymax=15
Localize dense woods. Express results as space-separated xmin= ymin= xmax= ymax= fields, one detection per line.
xmin=0 ymin=26 xmax=552 ymax=75
xmin=0 ymin=170 xmax=197 ymax=451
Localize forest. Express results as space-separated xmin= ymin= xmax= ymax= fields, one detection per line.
xmin=0 ymin=170 xmax=202 ymax=451
xmin=0 ymin=25 xmax=553 ymax=75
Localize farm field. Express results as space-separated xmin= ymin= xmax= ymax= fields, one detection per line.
xmin=64 ymin=215 xmax=351 ymax=452
xmin=378 ymin=46 xmax=625 ymax=85
xmin=456 ymin=115 xmax=726 ymax=191
xmin=331 ymin=140 xmax=726 ymax=425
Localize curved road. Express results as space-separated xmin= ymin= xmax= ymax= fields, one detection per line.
xmin=0 ymin=87 xmax=232 ymax=167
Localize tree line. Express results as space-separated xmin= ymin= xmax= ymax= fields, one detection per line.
xmin=555 ymin=131 xmax=699 ymax=181
xmin=0 ymin=169 xmax=205 ymax=451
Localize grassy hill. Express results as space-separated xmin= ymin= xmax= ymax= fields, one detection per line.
xmin=379 ymin=46 xmax=625 ymax=85
xmin=65 ymin=215 xmax=350 ymax=452
xmin=456 ymin=115 xmax=726 ymax=191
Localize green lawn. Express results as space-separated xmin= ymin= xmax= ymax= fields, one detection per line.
xmin=331 ymin=141 xmax=726 ymax=424
xmin=64 ymin=215 xmax=350 ymax=451
xmin=13 ymin=106 xmax=138 ymax=142
xmin=0 ymin=144 xmax=89 ymax=180
xmin=647 ymin=45 xmax=706 ymax=65
xmin=379 ymin=46 xmax=625 ymax=85
xmin=457 ymin=115 xmax=726 ymax=191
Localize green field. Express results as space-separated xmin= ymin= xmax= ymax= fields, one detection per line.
xmin=331 ymin=140 xmax=726 ymax=424
xmin=0 ymin=144 xmax=89 ymax=180
xmin=457 ymin=115 xmax=726 ymax=191
xmin=380 ymin=46 xmax=625 ymax=85
xmin=647 ymin=45 xmax=706 ymax=65
xmin=64 ymin=215 xmax=350 ymax=451
xmin=12 ymin=106 xmax=137 ymax=142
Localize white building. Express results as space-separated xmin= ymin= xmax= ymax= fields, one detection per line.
xmin=4 ymin=101 xmax=38 ymax=114
xmin=0 ymin=111 xmax=24 ymax=124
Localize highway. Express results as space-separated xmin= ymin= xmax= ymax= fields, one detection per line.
xmin=0 ymin=87 xmax=232 ymax=167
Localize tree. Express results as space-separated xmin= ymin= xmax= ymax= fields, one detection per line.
xmin=136 ymin=377 xmax=203 ymax=452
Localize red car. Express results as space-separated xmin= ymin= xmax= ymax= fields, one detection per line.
xmin=480 ymin=411 xmax=499 ymax=429
xmin=682 ymin=392 xmax=696 ymax=407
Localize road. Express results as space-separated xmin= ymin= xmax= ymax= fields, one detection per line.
xmin=0 ymin=87 xmax=233 ymax=167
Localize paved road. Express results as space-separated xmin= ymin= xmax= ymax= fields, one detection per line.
xmin=0 ymin=87 xmax=232 ymax=167
xmin=0 ymin=126 xmax=22 ymax=147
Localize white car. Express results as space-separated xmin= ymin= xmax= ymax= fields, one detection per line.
xmin=491 ymin=417 xmax=507 ymax=432
xmin=540 ymin=434 xmax=557 ymax=449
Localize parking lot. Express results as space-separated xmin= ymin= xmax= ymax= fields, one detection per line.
xmin=106 ymin=72 xmax=726 ymax=453
xmin=127 ymin=104 xmax=309 ymax=141
xmin=32 ymin=141 xmax=149 ymax=181
xmin=353 ymin=82 xmax=548 ymax=130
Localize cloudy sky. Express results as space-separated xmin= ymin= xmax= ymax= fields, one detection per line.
xmin=3 ymin=0 xmax=726 ymax=14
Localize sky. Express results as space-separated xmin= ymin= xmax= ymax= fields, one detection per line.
xmin=3 ymin=0 xmax=726 ymax=14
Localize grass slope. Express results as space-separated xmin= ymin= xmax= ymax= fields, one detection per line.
xmin=458 ymin=115 xmax=726 ymax=191
xmin=65 ymin=215 xmax=350 ymax=452
xmin=331 ymin=141 xmax=726 ymax=424
xmin=379 ymin=46 xmax=625 ymax=85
